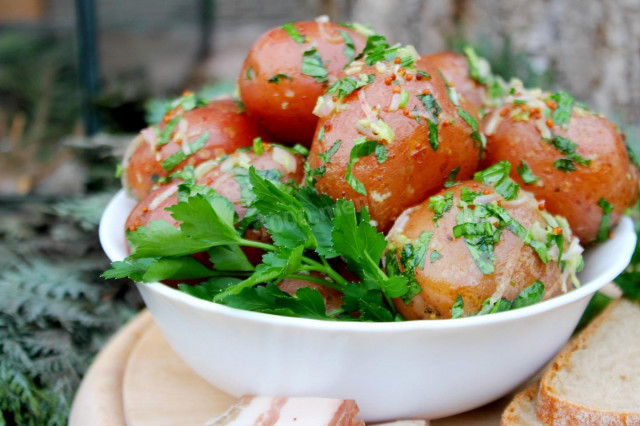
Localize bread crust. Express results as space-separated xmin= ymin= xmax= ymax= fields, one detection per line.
xmin=536 ymin=299 xmax=640 ymax=426
xmin=501 ymin=382 xmax=543 ymax=426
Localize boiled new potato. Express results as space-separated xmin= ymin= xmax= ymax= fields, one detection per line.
xmin=387 ymin=179 xmax=582 ymax=319
xmin=309 ymin=56 xmax=483 ymax=232
xmin=123 ymin=99 xmax=270 ymax=200
xmin=481 ymin=89 xmax=639 ymax=243
xmin=238 ymin=19 xmax=367 ymax=145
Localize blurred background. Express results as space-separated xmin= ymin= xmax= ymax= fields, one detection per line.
xmin=1 ymin=0 xmax=639 ymax=423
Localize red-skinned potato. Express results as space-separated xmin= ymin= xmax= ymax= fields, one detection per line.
xmin=387 ymin=181 xmax=581 ymax=320
xmin=123 ymin=99 xmax=271 ymax=200
xmin=126 ymin=144 xmax=305 ymax=268
xmin=426 ymin=52 xmax=486 ymax=110
xmin=309 ymin=57 xmax=482 ymax=232
xmin=126 ymin=143 xmax=305 ymax=232
xmin=238 ymin=20 xmax=367 ymax=145
xmin=482 ymin=93 xmax=639 ymax=243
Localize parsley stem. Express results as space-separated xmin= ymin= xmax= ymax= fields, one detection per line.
xmin=287 ymin=273 xmax=343 ymax=291
xmin=300 ymin=257 xmax=350 ymax=288
xmin=237 ymin=238 xmax=276 ymax=252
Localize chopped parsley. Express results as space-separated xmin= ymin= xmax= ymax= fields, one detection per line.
xmin=473 ymin=161 xmax=520 ymax=200
xmin=463 ymin=45 xmax=492 ymax=85
xmin=428 ymin=192 xmax=454 ymax=225
xmin=430 ymin=250 xmax=443 ymax=263
xmin=340 ymin=30 xmax=355 ymax=61
xmin=444 ymin=167 xmax=460 ymax=188
xmin=550 ymin=91 xmax=575 ymax=129
xmin=327 ymin=74 xmax=375 ymax=99
xmin=554 ymin=158 xmax=576 ymax=172
xmin=318 ymin=140 xmax=342 ymax=164
xmin=281 ymin=23 xmax=305 ymax=44
xmin=246 ymin=66 xmax=254 ymax=80
xmin=157 ymin=116 xmax=181 ymax=146
xmin=161 ymin=131 xmax=210 ymax=172
xmin=457 ymin=108 xmax=487 ymax=152
xmin=597 ymin=197 xmax=614 ymax=242
xmin=268 ymin=73 xmax=292 ymax=84
xmin=356 ymin=34 xmax=394 ymax=66
xmin=374 ymin=143 xmax=388 ymax=164
xmin=252 ymin=137 xmax=264 ymax=155
xmin=517 ymin=161 xmax=540 ymax=184
xmin=317 ymin=126 xmax=325 ymax=142
xmin=417 ymin=93 xmax=442 ymax=151
xmin=451 ymin=280 xmax=545 ymax=318
xmin=345 ymin=138 xmax=379 ymax=194
xmin=548 ymin=135 xmax=591 ymax=171
xmin=301 ymin=48 xmax=328 ymax=84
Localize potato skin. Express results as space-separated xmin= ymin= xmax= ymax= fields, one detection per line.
xmin=426 ymin=52 xmax=485 ymax=110
xmin=482 ymin=105 xmax=639 ymax=243
xmin=123 ymin=99 xmax=271 ymax=200
xmin=309 ymin=57 xmax=482 ymax=232
xmin=238 ymin=21 xmax=366 ymax=145
xmin=388 ymin=182 xmax=567 ymax=320
xmin=126 ymin=145 xmax=305 ymax=232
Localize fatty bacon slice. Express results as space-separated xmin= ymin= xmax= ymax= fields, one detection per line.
xmin=204 ymin=395 xmax=365 ymax=426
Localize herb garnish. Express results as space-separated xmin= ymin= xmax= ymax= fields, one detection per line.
xmin=428 ymin=192 xmax=454 ymax=225
xmin=318 ymin=140 xmax=342 ymax=164
xmin=301 ymin=48 xmax=328 ymax=84
xmin=340 ymin=30 xmax=355 ymax=61
xmin=327 ymin=74 xmax=375 ymax=99
xmin=444 ymin=167 xmax=461 ymax=188
xmin=517 ymin=161 xmax=540 ymax=184
xmin=597 ymin=197 xmax=614 ymax=242
xmin=473 ymin=161 xmax=520 ymax=201
xmin=417 ymin=93 xmax=442 ymax=151
xmin=451 ymin=280 xmax=545 ymax=318
xmin=550 ymin=91 xmax=574 ymax=129
xmin=345 ymin=138 xmax=382 ymax=195
xmin=281 ymin=23 xmax=305 ymax=44
xmin=161 ymin=131 xmax=210 ymax=172
xmin=268 ymin=73 xmax=292 ymax=84
xmin=548 ymin=135 xmax=591 ymax=171
xmin=457 ymin=108 xmax=486 ymax=152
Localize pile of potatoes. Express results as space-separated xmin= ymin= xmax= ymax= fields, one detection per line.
xmin=121 ymin=17 xmax=638 ymax=319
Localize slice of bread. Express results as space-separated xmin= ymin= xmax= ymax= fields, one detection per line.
xmin=501 ymin=382 xmax=545 ymax=426
xmin=536 ymin=299 xmax=640 ymax=425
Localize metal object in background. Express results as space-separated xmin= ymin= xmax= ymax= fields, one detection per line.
xmin=75 ymin=0 xmax=100 ymax=135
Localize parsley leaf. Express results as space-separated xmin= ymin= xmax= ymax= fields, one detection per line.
xmin=340 ymin=30 xmax=355 ymax=61
xmin=517 ymin=161 xmax=539 ymax=184
xmin=327 ymin=74 xmax=375 ymax=99
xmin=548 ymin=135 xmax=591 ymax=172
xmin=178 ymin=277 xmax=242 ymax=301
xmin=156 ymin=116 xmax=181 ymax=146
xmin=473 ymin=161 xmax=520 ymax=200
xmin=428 ymin=192 xmax=454 ymax=225
xmin=374 ymin=143 xmax=388 ymax=164
xmin=268 ymin=73 xmax=292 ymax=84
xmin=430 ymin=250 xmax=443 ymax=263
xmin=161 ymin=130 xmax=210 ymax=172
xmin=550 ymin=91 xmax=574 ymax=128
xmin=318 ymin=140 xmax=342 ymax=164
xmin=281 ymin=23 xmax=305 ymax=44
xmin=345 ymin=138 xmax=379 ymax=195
xmin=597 ymin=197 xmax=614 ymax=242
xmin=511 ymin=280 xmax=545 ymax=309
xmin=451 ymin=295 xmax=464 ymax=318
xmin=463 ymin=45 xmax=492 ymax=85
xmin=301 ymin=48 xmax=328 ymax=84
xmin=457 ymin=108 xmax=487 ymax=151
xmin=444 ymin=167 xmax=460 ymax=188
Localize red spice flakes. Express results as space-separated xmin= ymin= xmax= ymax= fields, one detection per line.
xmin=402 ymin=108 xmax=410 ymax=116
xmin=499 ymin=108 xmax=509 ymax=117
xmin=324 ymin=122 xmax=333 ymax=132
xmin=394 ymin=57 xmax=401 ymax=64
xmin=546 ymin=118 xmax=554 ymax=128
xmin=405 ymin=74 xmax=413 ymax=81
xmin=384 ymin=76 xmax=393 ymax=85
xmin=538 ymin=202 xmax=546 ymax=211
xmin=142 ymin=207 xmax=149 ymax=213
xmin=546 ymin=100 xmax=557 ymax=110
xmin=552 ymin=227 xmax=563 ymax=236
xmin=392 ymin=86 xmax=401 ymax=94
xmin=422 ymin=89 xmax=430 ymax=95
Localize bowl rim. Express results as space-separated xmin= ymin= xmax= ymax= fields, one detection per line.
xmin=102 ymin=189 xmax=636 ymax=332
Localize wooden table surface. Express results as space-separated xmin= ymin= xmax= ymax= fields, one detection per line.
xmin=69 ymin=310 xmax=522 ymax=426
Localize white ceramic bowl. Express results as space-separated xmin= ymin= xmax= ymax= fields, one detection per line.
xmin=100 ymin=189 xmax=636 ymax=422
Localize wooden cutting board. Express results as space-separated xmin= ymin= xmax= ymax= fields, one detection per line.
xmin=69 ymin=310 xmax=517 ymax=426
